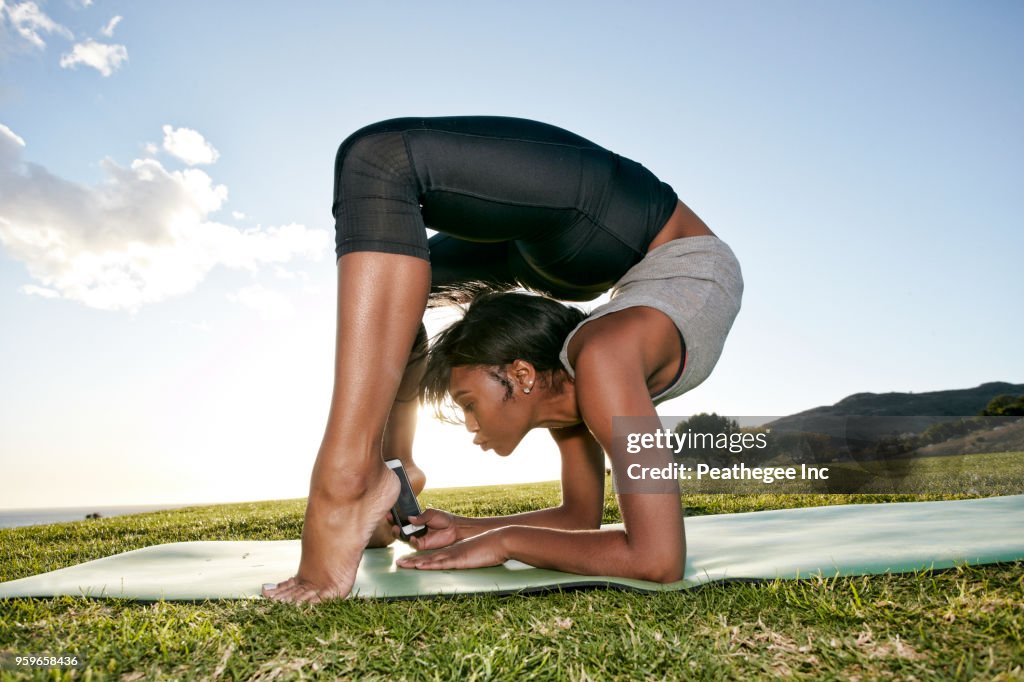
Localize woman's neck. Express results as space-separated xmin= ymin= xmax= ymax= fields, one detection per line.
xmin=531 ymin=380 xmax=582 ymax=428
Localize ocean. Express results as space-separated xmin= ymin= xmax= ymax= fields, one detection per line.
xmin=0 ymin=504 xmax=198 ymax=530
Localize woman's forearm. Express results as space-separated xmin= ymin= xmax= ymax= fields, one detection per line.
xmin=497 ymin=525 xmax=684 ymax=583
xmin=454 ymin=505 xmax=598 ymax=540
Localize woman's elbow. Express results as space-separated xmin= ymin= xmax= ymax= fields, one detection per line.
xmin=633 ymin=552 xmax=685 ymax=583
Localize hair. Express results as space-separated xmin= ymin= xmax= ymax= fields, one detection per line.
xmin=422 ymin=289 xmax=587 ymax=423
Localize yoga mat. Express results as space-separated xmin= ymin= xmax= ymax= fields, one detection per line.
xmin=1 ymin=496 xmax=1022 ymax=601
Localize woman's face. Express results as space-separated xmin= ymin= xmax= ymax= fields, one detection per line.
xmin=448 ymin=365 xmax=533 ymax=456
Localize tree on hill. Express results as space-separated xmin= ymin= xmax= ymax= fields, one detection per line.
xmin=672 ymin=413 xmax=741 ymax=466
xmin=981 ymin=394 xmax=1024 ymax=416
xmin=673 ymin=412 xmax=739 ymax=436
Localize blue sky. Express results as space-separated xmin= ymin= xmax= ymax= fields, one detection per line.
xmin=1 ymin=1 xmax=1021 ymax=509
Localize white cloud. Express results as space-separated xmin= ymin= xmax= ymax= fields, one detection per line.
xmin=59 ymin=38 xmax=127 ymax=76
xmin=100 ymin=15 xmax=121 ymax=37
xmin=227 ymin=284 xmax=294 ymax=321
xmin=0 ymin=122 xmax=25 ymax=149
xmin=0 ymin=124 xmax=331 ymax=313
xmin=270 ymin=266 xmax=318 ymax=295
xmin=2 ymin=0 xmax=72 ymax=49
xmin=170 ymin=318 xmax=212 ymax=333
xmin=20 ymin=283 xmax=59 ymax=298
xmin=273 ymin=266 xmax=296 ymax=280
xmin=162 ymin=125 xmax=220 ymax=166
xmin=231 ymin=210 xmax=246 ymax=220
xmin=273 ymin=266 xmax=312 ymax=283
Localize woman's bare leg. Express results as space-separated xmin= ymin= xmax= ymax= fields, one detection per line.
xmin=367 ymin=325 xmax=428 ymax=547
xmin=263 ymin=251 xmax=430 ymax=603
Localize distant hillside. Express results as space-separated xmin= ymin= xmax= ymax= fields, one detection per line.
xmin=768 ymin=381 xmax=1024 ymax=434
xmin=757 ymin=378 xmax=1019 ymax=458
xmin=918 ymin=418 xmax=1024 ymax=457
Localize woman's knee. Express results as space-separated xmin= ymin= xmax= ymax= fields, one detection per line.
xmin=332 ymin=126 xmax=426 ymax=261
xmin=333 ymin=129 xmax=411 ymax=203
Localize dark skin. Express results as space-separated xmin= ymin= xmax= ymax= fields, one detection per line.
xmin=393 ymin=305 xmax=690 ymax=581
xmin=263 ymin=199 xmax=713 ymax=603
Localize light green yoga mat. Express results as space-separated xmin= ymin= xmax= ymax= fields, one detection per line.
xmin=2 ymin=496 xmax=1022 ymax=601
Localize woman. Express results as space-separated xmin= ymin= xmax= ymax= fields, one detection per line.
xmin=263 ymin=116 xmax=742 ymax=603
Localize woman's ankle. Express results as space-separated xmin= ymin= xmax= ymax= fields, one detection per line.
xmin=309 ymin=461 xmax=393 ymax=504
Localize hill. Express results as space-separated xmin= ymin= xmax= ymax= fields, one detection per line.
xmin=736 ymin=382 xmax=1024 ymax=469
xmin=767 ymin=381 xmax=1024 ymax=435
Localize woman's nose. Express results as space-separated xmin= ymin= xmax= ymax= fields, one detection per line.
xmin=465 ymin=413 xmax=479 ymax=432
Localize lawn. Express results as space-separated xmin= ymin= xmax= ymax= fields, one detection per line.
xmin=1 ymin=453 xmax=1022 ymax=680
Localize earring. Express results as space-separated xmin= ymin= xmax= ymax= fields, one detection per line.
xmin=523 ymin=387 xmax=531 ymax=394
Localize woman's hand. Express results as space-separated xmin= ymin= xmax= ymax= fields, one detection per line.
xmin=395 ymin=529 xmax=508 ymax=570
xmin=390 ymin=508 xmax=459 ymax=550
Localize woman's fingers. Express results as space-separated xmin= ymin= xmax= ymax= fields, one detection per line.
xmin=410 ymin=508 xmax=449 ymax=528
xmin=396 ymin=546 xmax=459 ymax=570
xmin=397 ymin=549 xmax=431 ymax=566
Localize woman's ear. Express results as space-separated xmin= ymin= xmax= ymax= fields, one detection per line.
xmin=508 ymin=359 xmax=537 ymax=394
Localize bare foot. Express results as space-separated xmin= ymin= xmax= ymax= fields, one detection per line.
xmin=365 ymin=462 xmax=426 ymax=548
xmin=262 ymin=465 xmax=400 ymax=603
xmin=404 ymin=462 xmax=426 ymax=495
xmin=366 ymin=519 xmax=397 ymax=548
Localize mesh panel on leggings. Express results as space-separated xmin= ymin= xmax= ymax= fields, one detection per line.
xmin=333 ymin=132 xmax=428 ymax=260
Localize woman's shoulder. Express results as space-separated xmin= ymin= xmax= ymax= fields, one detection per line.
xmin=566 ymin=307 xmax=680 ymax=376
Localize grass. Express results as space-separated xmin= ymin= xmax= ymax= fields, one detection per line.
xmin=1 ymin=455 xmax=1022 ymax=680
xmin=674 ymin=449 xmax=1024 ymax=496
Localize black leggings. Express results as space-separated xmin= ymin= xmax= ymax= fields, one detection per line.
xmin=333 ymin=116 xmax=678 ymax=302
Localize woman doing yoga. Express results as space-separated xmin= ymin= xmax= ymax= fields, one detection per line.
xmin=262 ymin=116 xmax=742 ymax=603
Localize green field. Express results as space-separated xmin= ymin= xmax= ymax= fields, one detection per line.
xmin=674 ymin=449 xmax=1024 ymax=496
xmin=1 ymin=452 xmax=1022 ymax=680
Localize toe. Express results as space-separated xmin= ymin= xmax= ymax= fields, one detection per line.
xmin=262 ymin=576 xmax=297 ymax=596
xmin=294 ymin=586 xmax=322 ymax=604
xmin=269 ymin=583 xmax=304 ymax=602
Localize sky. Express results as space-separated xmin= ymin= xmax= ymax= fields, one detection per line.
xmin=0 ymin=1 xmax=1021 ymax=509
